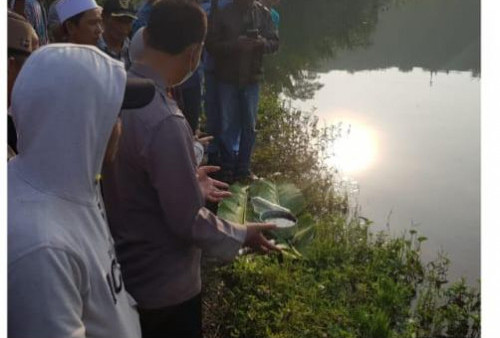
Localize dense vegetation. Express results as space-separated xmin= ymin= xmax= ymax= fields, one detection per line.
xmin=201 ymin=90 xmax=480 ymax=338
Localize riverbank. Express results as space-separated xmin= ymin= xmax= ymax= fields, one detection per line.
xmin=201 ymin=90 xmax=480 ymax=338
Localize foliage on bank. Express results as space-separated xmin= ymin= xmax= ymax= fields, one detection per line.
xmin=202 ymin=90 xmax=480 ymax=338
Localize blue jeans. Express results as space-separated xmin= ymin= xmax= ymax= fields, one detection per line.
xmin=218 ymin=82 xmax=260 ymax=176
xmin=204 ymin=73 xmax=240 ymax=163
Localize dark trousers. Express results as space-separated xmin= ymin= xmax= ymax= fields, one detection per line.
xmin=138 ymin=294 xmax=202 ymax=338
xmin=179 ymin=84 xmax=202 ymax=133
xmin=204 ymin=71 xmax=222 ymax=164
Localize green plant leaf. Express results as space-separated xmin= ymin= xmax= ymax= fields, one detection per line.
xmin=277 ymin=182 xmax=306 ymax=215
xmin=248 ymin=179 xmax=305 ymax=215
xmin=292 ymin=225 xmax=316 ymax=251
xmin=217 ymin=179 xmax=309 ymax=248
xmin=217 ymin=183 xmax=251 ymax=223
xmin=248 ymin=179 xmax=278 ymax=204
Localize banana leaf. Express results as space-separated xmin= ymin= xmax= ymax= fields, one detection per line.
xmin=217 ymin=183 xmax=251 ymax=223
xmin=248 ymin=179 xmax=306 ymax=215
xmin=218 ymin=179 xmax=306 ymax=224
xmin=250 ymin=196 xmax=291 ymax=215
xmin=276 ymin=183 xmax=307 ymax=215
xmin=217 ymin=179 xmax=313 ymax=253
xmin=291 ymin=213 xmax=316 ymax=251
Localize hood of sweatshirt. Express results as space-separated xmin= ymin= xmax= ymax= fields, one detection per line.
xmin=10 ymin=44 xmax=127 ymax=205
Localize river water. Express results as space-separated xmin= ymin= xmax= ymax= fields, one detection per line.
xmin=270 ymin=0 xmax=480 ymax=283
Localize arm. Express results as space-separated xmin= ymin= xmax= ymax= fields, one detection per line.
xmin=197 ymin=211 xmax=280 ymax=260
xmin=144 ymin=117 xmax=246 ymax=259
xmin=8 ymin=247 xmax=87 ymax=338
xmin=197 ymin=165 xmax=232 ymax=203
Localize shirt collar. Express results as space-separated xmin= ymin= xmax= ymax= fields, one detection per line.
xmin=98 ymin=36 xmax=130 ymax=59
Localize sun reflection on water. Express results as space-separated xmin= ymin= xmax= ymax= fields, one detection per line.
xmin=326 ymin=120 xmax=379 ymax=175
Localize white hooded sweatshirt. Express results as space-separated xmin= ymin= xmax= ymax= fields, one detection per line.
xmin=8 ymin=45 xmax=141 ymax=338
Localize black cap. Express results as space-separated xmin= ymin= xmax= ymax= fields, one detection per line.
xmin=121 ymin=78 xmax=155 ymax=109
xmin=103 ymin=0 xmax=137 ymax=19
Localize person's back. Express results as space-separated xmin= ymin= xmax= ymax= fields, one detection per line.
xmin=102 ymin=1 xmax=278 ymax=337
xmin=8 ymin=44 xmax=142 ymax=338
xmin=9 ymin=174 xmax=140 ymax=338
xmin=102 ymin=69 xmax=213 ymax=307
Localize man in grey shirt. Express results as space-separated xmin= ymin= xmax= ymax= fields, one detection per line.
xmin=102 ymin=1 xmax=278 ymax=337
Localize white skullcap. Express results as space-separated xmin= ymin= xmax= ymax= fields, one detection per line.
xmin=56 ymin=0 xmax=99 ymax=24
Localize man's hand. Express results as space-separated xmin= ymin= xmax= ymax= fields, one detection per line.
xmin=197 ymin=166 xmax=232 ymax=203
xmin=195 ymin=130 xmax=214 ymax=147
xmin=196 ymin=135 xmax=214 ymax=147
xmin=244 ymin=223 xmax=281 ymax=253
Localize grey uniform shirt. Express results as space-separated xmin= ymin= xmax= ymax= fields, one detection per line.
xmin=102 ymin=63 xmax=247 ymax=309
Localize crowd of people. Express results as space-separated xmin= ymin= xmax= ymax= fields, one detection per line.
xmin=8 ymin=0 xmax=281 ymax=337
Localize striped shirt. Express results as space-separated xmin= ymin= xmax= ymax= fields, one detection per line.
xmin=10 ymin=0 xmax=49 ymax=45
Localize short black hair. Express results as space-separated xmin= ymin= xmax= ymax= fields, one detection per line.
xmin=62 ymin=11 xmax=86 ymax=34
xmin=146 ymin=0 xmax=207 ymax=55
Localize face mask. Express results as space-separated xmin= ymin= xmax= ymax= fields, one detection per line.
xmin=172 ymin=46 xmax=201 ymax=87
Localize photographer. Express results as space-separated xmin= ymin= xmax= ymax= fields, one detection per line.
xmin=206 ymin=0 xmax=279 ymax=183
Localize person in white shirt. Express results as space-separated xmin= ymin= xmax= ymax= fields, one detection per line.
xmin=8 ymin=43 xmax=155 ymax=338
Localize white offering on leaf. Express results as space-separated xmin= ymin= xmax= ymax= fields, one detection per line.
xmin=264 ymin=217 xmax=296 ymax=228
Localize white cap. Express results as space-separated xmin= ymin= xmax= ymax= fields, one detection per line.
xmin=56 ymin=0 xmax=99 ymax=24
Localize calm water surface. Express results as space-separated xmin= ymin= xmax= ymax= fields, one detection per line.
xmin=273 ymin=0 xmax=480 ymax=282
